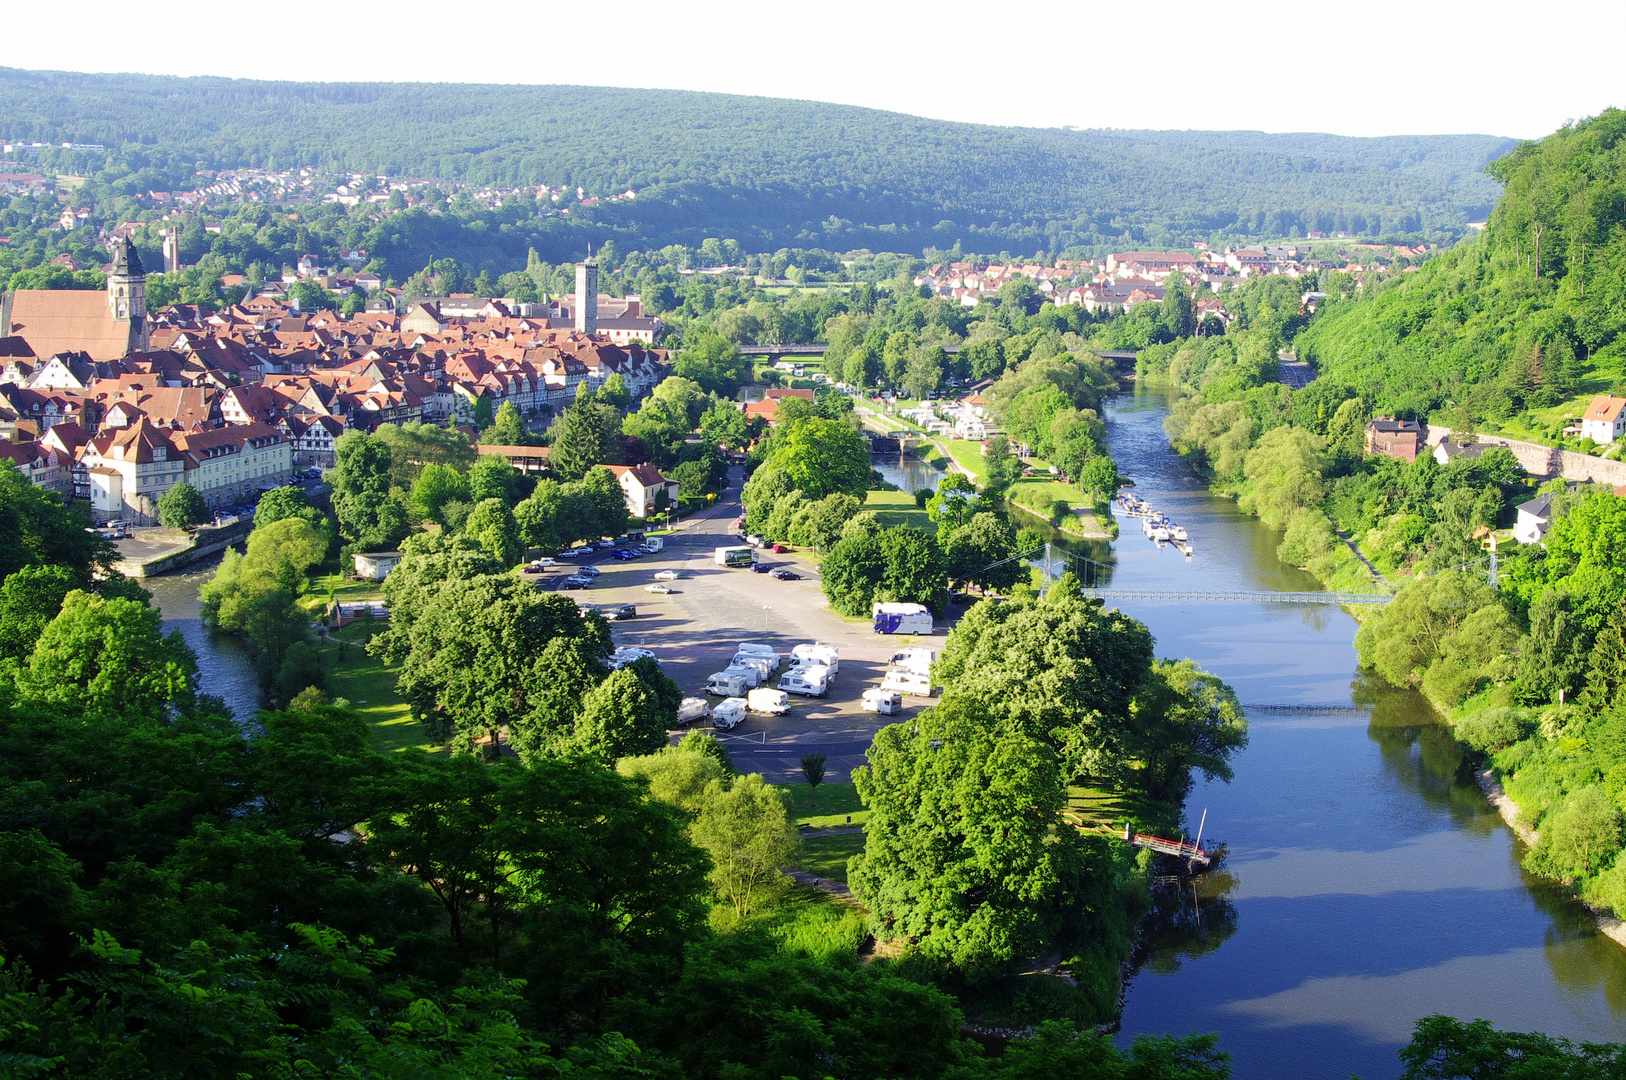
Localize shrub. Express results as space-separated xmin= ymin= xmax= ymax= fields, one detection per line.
xmin=1526 ymin=786 xmax=1622 ymax=882
xmin=1455 ymin=706 xmax=1536 ymax=753
xmin=913 ymin=488 xmax=933 ymax=509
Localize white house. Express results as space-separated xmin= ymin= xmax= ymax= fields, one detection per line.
xmin=605 ymin=462 xmax=678 ymax=519
xmin=1514 ymin=493 xmax=1554 ymax=545
xmin=352 ymin=551 xmax=404 ymax=581
xmin=1580 ymin=394 xmax=1626 ymax=446
xmin=80 ymin=417 xmax=189 ymax=524
xmin=172 ymin=422 xmax=294 ymax=509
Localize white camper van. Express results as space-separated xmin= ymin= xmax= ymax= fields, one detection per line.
xmin=890 ymin=647 xmax=935 ymax=675
xmin=862 ymin=687 xmax=902 ymax=715
xmin=723 ymin=664 xmax=764 ymax=688
xmin=734 ymin=643 xmax=780 ymax=669
xmin=747 ymin=687 xmax=790 ymax=714
xmin=712 ymin=697 xmax=746 ymax=730
xmin=706 ymin=672 xmax=750 ymax=697
xmin=731 ymin=651 xmax=779 ymax=675
xmin=789 ymin=643 xmax=840 ymax=675
xmin=779 ymin=665 xmax=829 ymax=697
xmin=677 ymin=697 xmax=710 ymax=726
xmin=881 ymin=668 xmax=934 ymax=697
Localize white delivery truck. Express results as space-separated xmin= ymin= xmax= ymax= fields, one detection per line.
xmin=890 ymin=647 xmax=935 ymax=675
xmin=862 ymin=687 xmax=903 ymax=715
xmin=715 ymin=545 xmax=755 ymax=568
xmin=872 ymin=602 xmax=933 ymax=635
xmin=712 ymin=697 xmax=747 ymax=730
xmin=677 ymin=697 xmax=710 ymax=726
xmin=706 ymin=672 xmax=750 ymax=697
xmin=779 ymin=664 xmax=829 ymax=697
xmin=881 ymin=668 xmax=934 ymax=697
xmin=789 ymin=643 xmax=840 ymax=675
xmin=747 ymin=687 xmax=790 ymax=714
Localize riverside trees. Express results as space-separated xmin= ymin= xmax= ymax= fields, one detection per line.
xmin=852 ymin=576 xmax=1247 ymax=991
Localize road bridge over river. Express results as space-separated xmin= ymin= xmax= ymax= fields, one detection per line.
xmin=1078 ymin=588 xmax=1393 ymax=605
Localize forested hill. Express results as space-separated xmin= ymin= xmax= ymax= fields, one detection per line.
xmin=1295 ymin=108 xmax=1626 ymax=429
xmin=0 ymin=67 xmax=1512 ymax=251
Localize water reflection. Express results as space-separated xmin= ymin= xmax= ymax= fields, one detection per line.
xmin=1107 ymin=386 xmax=1626 ymax=1079
xmin=143 ymin=557 xmax=262 ymax=724
xmin=870 ymin=452 xmax=946 ymax=495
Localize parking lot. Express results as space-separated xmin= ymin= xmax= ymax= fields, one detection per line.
xmin=532 ymin=480 xmax=939 ymax=783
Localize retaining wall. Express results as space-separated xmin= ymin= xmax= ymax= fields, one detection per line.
xmin=1425 ymin=424 xmax=1626 ymax=485
xmin=116 ymin=518 xmax=253 ymax=578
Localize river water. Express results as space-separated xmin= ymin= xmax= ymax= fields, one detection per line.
xmin=143 ymin=558 xmax=263 ymax=724
xmin=1100 ymin=387 xmax=1626 ymax=1079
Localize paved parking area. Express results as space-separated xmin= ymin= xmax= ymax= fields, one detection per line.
xmin=535 ymin=475 xmax=941 ymax=782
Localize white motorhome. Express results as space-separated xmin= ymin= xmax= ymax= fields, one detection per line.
xmin=735 ymin=642 xmax=779 ymax=662
xmin=862 ymin=687 xmax=902 ymax=715
xmin=722 ymin=664 xmax=764 ymax=688
xmin=732 ymin=650 xmax=780 ymax=673
xmin=873 ymin=602 xmax=933 ymax=635
xmin=890 ymin=647 xmax=935 ymax=675
xmin=789 ymin=643 xmax=839 ymax=675
xmin=606 ymin=646 xmax=656 ymax=671
xmin=706 ymin=672 xmax=750 ymax=697
xmin=712 ymin=697 xmax=746 ymax=730
xmin=642 ymin=537 xmax=664 ymax=553
xmin=677 ymin=697 xmax=710 ymax=725
xmin=747 ymin=687 xmax=790 ymax=714
xmin=881 ymin=668 xmax=934 ymax=697
xmin=779 ymin=665 xmax=829 ymax=697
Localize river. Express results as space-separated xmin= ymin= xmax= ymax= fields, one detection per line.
xmin=143 ymin=558 xmax=263 ymax=724
xmin=1099 ymin=387 xmax=1626 ymax=1079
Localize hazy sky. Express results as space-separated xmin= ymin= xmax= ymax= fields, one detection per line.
xmin=11 ymin=0 xmax=1620 ymax=140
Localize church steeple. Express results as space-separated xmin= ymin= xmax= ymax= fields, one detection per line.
xmin=574 ymin=247 xmax=598 ymax=335
xmin=107 ymin=236 xmax=148 ymax=349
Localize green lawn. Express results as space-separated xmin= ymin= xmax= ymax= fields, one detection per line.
xmin=944 ymin=439 xmax=987 ymax=480
xmin=318 ymin=623 xmax=442 ymax=755
xmin=794 ymin=833 xmax=866 ymax=884
xmin=863 ymin=488 xmax=934 ymax=533
xmin=777 ymin=780 xmax=868 ymax=828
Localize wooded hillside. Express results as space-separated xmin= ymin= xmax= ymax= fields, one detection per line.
xmin=0 ymin=68 xmax=1512 ymax=251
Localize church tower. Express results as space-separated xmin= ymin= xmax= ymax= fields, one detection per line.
xmin=574 ymin=254 xmax=598 ymax=334
xmin=107 ymin=236 xmax=149 ymax=351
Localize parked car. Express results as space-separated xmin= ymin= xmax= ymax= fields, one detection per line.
xmin=645 ymin=583 xmax=672 ymax=593
xmin=750 ymin=562 xmax=772 ymax=574
xmin=654 ymin=570 xmax=680 ymax=581
xmin=595 ymin=539 xmax=615 ymax=549
xmin=577 ymin=565 xmax=601 ymax=577
xmin=561 ymin=577 xmax=590 ymax=590
xmin=772 ymin=569 xmax=800 ymax=581
xmin=771 ymin=544 xmax=789 ymax=554
xmin=531 ymin=557 xmax=557 ymax=567
xmin=609 ymin=604 xmax=637 ymax=620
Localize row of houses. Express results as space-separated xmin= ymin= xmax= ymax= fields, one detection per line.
xmin=0 ymin=239 xmax=673 ymax=524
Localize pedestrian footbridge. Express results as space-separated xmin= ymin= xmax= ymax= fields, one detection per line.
xmin=1079 ymin=588 xmax=1392 ymax=605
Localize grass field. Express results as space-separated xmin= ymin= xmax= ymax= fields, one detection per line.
xmin=944 ymin=439 xmax=987 ymax=480
xmin=862 ymin=488 xmax=934 ymax=533
xmin=777 ymin=780 xmax=869 ymax=828
xmin=317 ymin=622 xmax=442 ymax=755
xmin=795 ymin=833 xmax=866 ymax=884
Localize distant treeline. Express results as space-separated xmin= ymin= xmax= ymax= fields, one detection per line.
xmin=0 ymin=68 xmax=1513 ymax=253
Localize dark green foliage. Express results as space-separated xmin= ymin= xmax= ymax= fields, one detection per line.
xmin=155 ymin=482 xmax=209 ymax=529
xmin=0 ymin=70 xmax=1511 ymax=263
xmin=1299 ymin=110 xmax=1626 ymax=423
xmin=0 ymin=460 xmax=115 ymax=586
xmin=1400 ymin=1014 xmax=1626 ymax=1079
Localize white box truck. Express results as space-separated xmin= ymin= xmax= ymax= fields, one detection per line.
xmin=779 ymin=664 xmax=829 ymax=697
xmin=706 ymin=672 xmax=750 ymax=696
xmin=789 ymin=643 xmax=839 ymax=675
xmin=747 ymin=687 xmax=789 ymax=714
xmin=881 ymin=668 xmax=934 ymax=697
xmin=872 ymin=602 xmax=933 ymax=635
xmin=677 ymin=697 xmax=710 ymax=725
xmin=715 ymin=545 xmax=755 ymax=568
xmin=862 ymin=687 xmax=902 ymax=715
xmin=712 ymin=697 xmax=746 ymax=730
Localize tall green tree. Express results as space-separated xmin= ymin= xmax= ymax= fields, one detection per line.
xmin=156 ymin=482 xmax=209 ymax=529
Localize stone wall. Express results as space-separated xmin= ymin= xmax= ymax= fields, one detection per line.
xmin=1425 ymin=424 xmax=1626 ymax=485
